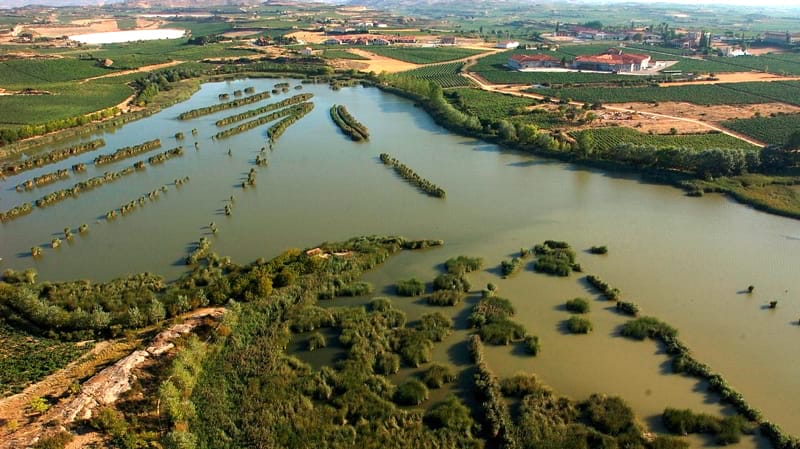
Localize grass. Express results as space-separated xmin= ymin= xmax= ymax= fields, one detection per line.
xmin=687 ymin=174 xmax=800 ymax=219
xmin=361 ymin=46 xmax=486 ymax=64
xmin=91 ymin=39 xmax=257 ymax=70
xmin=0 ymin=323 xmax=90 ymax=397
xmin=722 ymin=113 xmax=800 ymax=145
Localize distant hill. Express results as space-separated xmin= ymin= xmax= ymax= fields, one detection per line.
xmin=1 ymin=0 xmax=124 ymax=7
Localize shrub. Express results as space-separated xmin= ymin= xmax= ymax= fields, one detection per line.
xmin=432 ymin=273 xmax=471 ymax=292
xmin=395 ymin=379 xmax=429 ymax=405
xmin=375 ymin=352 xmax=401 ymax=374
xmin=427 ymin=289 xmax=465 ymax=306
xmin=479 ymin=319 xmax=526 ymax=344
xmin=500 ymin=374 xmax=540 ymax=397
xmin=308 ymin=332 xmax=327 ymax=351
xmin=650 ymin=436 xmax=690 ymax=449
xmin=424 ymin=395 xmax=474 ymax=434
xmin=524 ymin=335 xmax=541 ymax=355
xmin=615 ymin=301 xmax=640 ymax=317
xmin=500 ymin=257 xmax=522 ymax=277
xmin=370 ymin=297 xmax=393 ymax=312
xmin=421 ymin=363 xmax=456 ymax=388
xmin=445 ymin=255 xmax=483 ymax=273
xmin=565 ymin=297 xmax=590 ymax=314
xmin=90 ymin=406 xmax=128 ymax=437
xmin=589 ymin=246 xmax=608 ymax=254
xmin=583 ymin=394 xmax=636 ymax=436
xmin=29 ymin=396 xmax=50 ymax=414
xmin=32 ymin=432 xmax=73 ymax=449
xmin=567 ymin=316 xmax=593 ymax=334
xmin=620 ymin=317 xmax=677 ymax=340
xmin=396 ymin=278 xmax=424 ymax=296
xmin=397 ymin=331 xmax=434 ymax=367
xmin=338 ymin=281 xmax=374 ymax=297
xmin=417 ymin=312 xmax=453 ymax=342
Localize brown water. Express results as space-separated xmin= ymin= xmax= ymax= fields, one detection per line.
xmin=1 ymin=79 xmax=798 ymax=443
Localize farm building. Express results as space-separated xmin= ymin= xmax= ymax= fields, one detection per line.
xmin=508 ymin=53 xmax=561 ymax=70
xmin=441 ymin=36 xmax=457 ymax=45
xmin=323 ymin=38 xmax=342 ymax=45
xmin=496 ymin=40 xmax=520 ymax=49
xmin=763 ymin=31 xmax=800 ymax=45
xmin=573 ymin=48 xmax=650 ymax=72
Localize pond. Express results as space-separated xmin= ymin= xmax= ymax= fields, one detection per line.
xmin=0 ymin=78 xmax=797 ymax=444
xmin=69 ymin=28 xmax=186 ymax=44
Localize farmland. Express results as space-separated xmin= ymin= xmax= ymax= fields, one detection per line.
xmin=571 ymin=127 xmax=759 ymax=152
xmin=360 ymin=46 xmax=486 ymax=64
xmin=0 ymin=58 xmax=114 ymax=87
xmin=90 ymin=39 xmax=258 ymax=70
xmin=401 ymin=62 xmax=473 ymax=87
xmin=722 ymin=113 xmax=800 ymax=146
xmin=549 ymin=84 xmax=772 ymax=106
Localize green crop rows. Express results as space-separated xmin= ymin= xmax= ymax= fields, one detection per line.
xmin=572 ymin=127 xmax=758 ymax=152
xmin=722 ymin=113 xmax=800 ymax=145
xmin=401 ymin=62 xmax=473 ymax=87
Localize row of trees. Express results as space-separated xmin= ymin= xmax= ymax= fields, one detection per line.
xmin=267 ymin=102 xmax=315 ymax=142
xmin=379 ymin=153 xmax=446 ymax=198
xmin=329 ymin=104 xmax=370 ymax=141
xmin=214 ymin=93 xmax=313 ymax=127
xmin=178 ymin=91 xmax=271 ymax=120
xmin=214 ymin=103 xmax=311 ymax=139
xmin=94 ymin=139 xmax=161 ymax=165
xmin=1 ymin=139 xmax=104 ymax=175
xmin=15 ymin=168 xmax=69 ymax=192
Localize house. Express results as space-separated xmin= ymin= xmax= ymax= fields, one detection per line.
xmin=508 ymin=53 xmax=561 ymax=70
xmin=763 ymin=31 xmax=800 ymax=45
xmin=496 ymin=40 xmax=520 ymax=49
xmin=371 ymin=38 xmax=390 ymax=46
xmin=724 ymin=47 xmax=751 ymax=57
xmin=300 ymin=47 xmax=314 ymax=56
xmin=323 ymin=38 xmax=342 ymax=45
xmin=441 ymin=36 xmax=456 ymax=45
xmin=573 ymin=49 xmax=651 ymax=72
xmin=572 ymin=26 xmax=607 ymax=40
xmin=391 ymin=36 xmax=417 ymax=44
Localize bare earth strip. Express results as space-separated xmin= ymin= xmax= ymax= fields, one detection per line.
xmin=661 ymin=72 xmax=800 ymax=86
xmin=346 ymin=48 xmax=420 ymax=73
xmin=79 ymin=60 xmax=185 ymax=84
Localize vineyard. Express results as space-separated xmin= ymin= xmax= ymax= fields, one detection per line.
xmin=722 ymin=113 xmax=800 ymax=146
xmin=720 ymin=81 xmax=800 ymax=107
xmin=0 ymin=322 xmax=90 ymax=396
xmin=361 ymin=46 xmax=486 ymax=64
xmin=571 ymin=127 xmax=758 ymax=152
xmin=401 ymin=62 xmax=473 ymax=87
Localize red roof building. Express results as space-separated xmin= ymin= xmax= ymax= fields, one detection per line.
xmin=508 ymin=53 xmax=561 ymax=70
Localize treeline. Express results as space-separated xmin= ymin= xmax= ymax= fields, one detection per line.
xmin=15 ymin=168 xmax=69 ymax=192
xmin=620 ymin=316 xmax=800 ymax=449
xmin=267 ymin=102 xmax=315 ymax=142
xmin=131 ymin=67 xmax=203 ymax=107
xmin=379 ymin=153 xmax=446 ymax=198
xmin=214 ymin=103 xmax=311 ymax=139
xmin=0 ymin=203 xmax=33 ymax=223
xmin=34 ymin=146 xmax=183 ymax=208
xmin=1 ymin=139 xmax=105 ymax=175
xmin=94 ymin=139 xmax=162 ymax=165
xmin=330 ymin=104 xmax=370 ymax=141
xmin=178 ymin=91 xmax=271 ymax=120
xmin=214 ymin=93 xmax=313 ymax=127
xmin=470 ymin=335 xmax=520 ymax=448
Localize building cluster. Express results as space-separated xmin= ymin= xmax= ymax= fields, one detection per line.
xmin=323 ymin=34 xmax=457 ymax=46
xmin=508 ymin=48 xmax=651 ymax=73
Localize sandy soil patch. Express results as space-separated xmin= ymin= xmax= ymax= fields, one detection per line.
xmin=286 ymin=30 xmax=327 ymax=44
xmin=661 ymin=72 xmax=800 ymax=86
xmin=25 ymin=19 xmax=118 ymax=38
xmin=222 ymin=30 xmax=261 ymax=38
xmin=745 ymin=47 xmax=786 ymax=56
xmin=345 ymin=48 xmax=420 ymax=73
xmin=607 ymin=101 xmax=800 ymax=124
xmin=135 ymin=18 xmax=162 ymax=30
